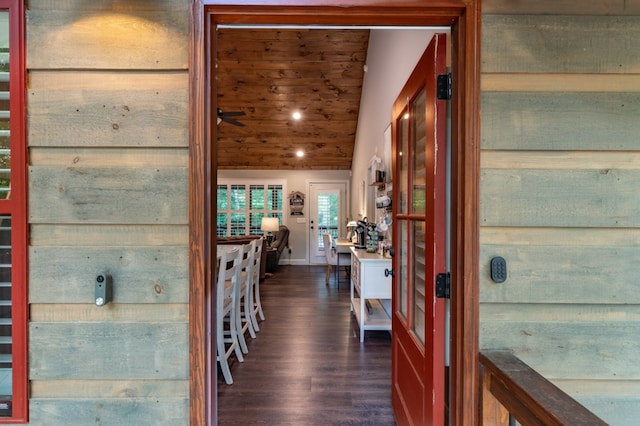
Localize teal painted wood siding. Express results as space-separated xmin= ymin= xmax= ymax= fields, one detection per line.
xmin=26 ymin=1 xmax=191 ymax=424
xmin=480 ymin=12 xmax=640 ymax=425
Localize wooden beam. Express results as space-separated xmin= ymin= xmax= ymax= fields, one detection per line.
xmin=189 ymin=1 xmax=211 ymax=425
xmin=480 ymin=364 xmax=510 ymax=426
xmin=449 ymin=3 xmax=482 ymax=425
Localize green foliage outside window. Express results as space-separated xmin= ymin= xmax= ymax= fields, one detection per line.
xmin=217 ymin=183 xmax=284 ymax=237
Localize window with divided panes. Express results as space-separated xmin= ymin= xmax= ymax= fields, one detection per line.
xmin=216 ymin=182 xmax=284 ymax=237
xmin=0 ymin=0 xmax=26 ymax=421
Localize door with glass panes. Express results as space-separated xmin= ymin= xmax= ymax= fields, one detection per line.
xmin=391 ymin=33 xmax=447 ymax=426
xmin=308 ymin=182 xmax=346 ymax=264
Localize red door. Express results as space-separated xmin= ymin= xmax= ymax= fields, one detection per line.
xmin=391 ymin=33 xmax=447 ymax=426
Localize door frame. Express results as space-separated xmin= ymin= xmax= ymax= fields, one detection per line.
xmin=189 ymin=1 xmax=480 ymax=425
xmin=308 ymin=180 xmax=349 ymax=265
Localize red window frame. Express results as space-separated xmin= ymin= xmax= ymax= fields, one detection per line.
xmin=0 ymin=0 xmax=27 ymax=423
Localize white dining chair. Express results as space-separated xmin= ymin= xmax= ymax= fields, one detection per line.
xmin=250 ymin=237 xmax=265 ymax=330
xmin=236 ymin=241 xmax=256 ymax=354
xmin=216 ymin=245 xmax=244 ymax=385
xmin=323 ymin=233 xmax=350 ymax=287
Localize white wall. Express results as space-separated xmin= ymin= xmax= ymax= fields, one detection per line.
xmin=350 ymin=28 xmax=440 ymax=220
xmin=218 ymin=169 xmax=350 ymax=264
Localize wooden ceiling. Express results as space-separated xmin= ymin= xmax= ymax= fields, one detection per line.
xmin=215 ymin=28 xmax=370 ymax=170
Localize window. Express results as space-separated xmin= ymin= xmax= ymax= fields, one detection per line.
xmin=0 ymin=0 xmax=27 ymax=422
xmin=216 ymin=181 xmax=284 ymax=237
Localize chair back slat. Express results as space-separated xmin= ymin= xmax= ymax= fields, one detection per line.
xmin=240 ymin=241 xmax=255 ymax=286
xmin=252 ymin=238 xmax=263 ymax=283
xmin=218 ymin=246 xmax=241 ymax=300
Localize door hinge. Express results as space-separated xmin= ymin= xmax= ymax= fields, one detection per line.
xmin=437 ymin=73 xmax=452 ymax=100
xmin=435 ymin=272 xmax=450 ymax=299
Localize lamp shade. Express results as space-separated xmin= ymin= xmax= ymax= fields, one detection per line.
xmin=261 ymin=217 xmax=280 ymax=233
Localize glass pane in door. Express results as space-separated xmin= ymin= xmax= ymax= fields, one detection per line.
xmin=396 ymin=220 xmax=409 ymax=320
xmin=398 ymin=108 xmax=409 ymax=214
xmin=0 ymin=12 xmax=9 ymax=200
xmin=0 ymin=216 xmax=10 ymax=410
xmin=0 ymin=15 xmax=13 ymax=402
xmin=396 ymin=107 xmax=411 ymax=321
xmin=411 ymin=89 xmax=426 ymax=215
xmin=412 ymin=221 xmax=426 ymax=344
xmin=398 ymin=220 xmax=408 ymax=319
xmin=317 ymin=192 xmax=339 ymax=251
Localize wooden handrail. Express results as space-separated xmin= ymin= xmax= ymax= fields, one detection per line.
xmin=480 ymin=351 xmax=608 ymax=426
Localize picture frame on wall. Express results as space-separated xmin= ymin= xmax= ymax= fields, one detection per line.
xmin=289 ymin=191 xmax=305 ymax=216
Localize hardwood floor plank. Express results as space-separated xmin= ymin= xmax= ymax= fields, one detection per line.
xmin=217 ymin=265 xmax=395 ymax=425
xmin=219 ymin=409 xmax=396 ymax=426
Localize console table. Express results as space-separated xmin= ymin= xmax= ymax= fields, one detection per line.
xmin=350 ymin=247 xmax=392 ymax=342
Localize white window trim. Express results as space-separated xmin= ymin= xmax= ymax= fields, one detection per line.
xmin=217 ymin=179 xmax=288 ymax=236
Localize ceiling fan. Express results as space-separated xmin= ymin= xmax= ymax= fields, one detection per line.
xmin=217 ymin=108 xmax=246 ymax=127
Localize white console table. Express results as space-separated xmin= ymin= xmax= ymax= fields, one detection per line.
xmin=350 ymin=247 xmax=392 ymax=342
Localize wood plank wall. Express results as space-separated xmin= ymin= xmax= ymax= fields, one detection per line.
xmin=480 ymin=2 xmax=640 ymax=424
xmin=26 ymin=1 xmax=190 ymax=424
xmin=21 ymin=1 xmax=640 ymax=424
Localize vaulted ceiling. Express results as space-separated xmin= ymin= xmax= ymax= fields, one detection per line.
xmin=215 ymin=28 xmax=370 ymax=170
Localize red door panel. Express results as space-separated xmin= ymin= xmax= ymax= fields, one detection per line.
xmin=391 ymin=33 xmax=448 ymax=426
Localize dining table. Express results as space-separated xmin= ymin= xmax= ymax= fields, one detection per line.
xmin=335 ymin=238 xmax=355 ymax=273
xmin=335 ymin=238 xmax=355 ymax=253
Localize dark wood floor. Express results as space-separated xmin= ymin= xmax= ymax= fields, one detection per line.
xmin=217 ymin=265 xmax=396 ymax=426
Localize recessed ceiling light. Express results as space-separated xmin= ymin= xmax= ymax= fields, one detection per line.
xmin=403 ymin=112 xmax=410 ymax=120
xmin=292 ymin=111 xmax=302 ymax=120
xmin=296 ymin=150 xmax=304 ymax=158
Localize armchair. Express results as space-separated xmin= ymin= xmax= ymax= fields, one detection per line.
xmin=266 ymin=225 xmax=289 ymax=272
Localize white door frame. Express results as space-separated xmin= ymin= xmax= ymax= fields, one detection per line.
xmin=307 ymin=180 xmax=349 ymax=265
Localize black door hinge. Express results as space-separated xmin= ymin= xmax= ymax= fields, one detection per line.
xmin=435 ymin=272 xmax=450 ymax=299
xmin=437 ymin=73 xmax=452 ymax=100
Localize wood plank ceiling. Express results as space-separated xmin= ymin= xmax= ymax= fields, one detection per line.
xmin=216 ymin=28 xmax=370 ymax=170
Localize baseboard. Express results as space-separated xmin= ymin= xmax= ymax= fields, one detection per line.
xmin=280 ymin=259 xmax=308 ymax=266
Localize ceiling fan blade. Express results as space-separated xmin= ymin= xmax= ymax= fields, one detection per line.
xmin=217 ymin=108 xmax=246 ymax=126
xmin=221 ymin=111 xmax=246 ymax=117
xmin=222 ymin=117 xmax=246 ymax=127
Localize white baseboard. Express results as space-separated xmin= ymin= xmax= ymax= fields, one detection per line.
xmin=279 ymin=259 xmax=308 ymax=266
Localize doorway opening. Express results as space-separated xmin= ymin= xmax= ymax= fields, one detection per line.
xmin=308 ymin=181 xmax=348 ymax=265
xmin=190 ymin=3 xmax=480 ymax=425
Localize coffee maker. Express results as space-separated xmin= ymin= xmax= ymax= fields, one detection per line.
xmin=354 ymin=218 xmax=367 ymax=249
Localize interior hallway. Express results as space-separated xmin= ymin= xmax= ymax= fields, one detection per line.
xmin=217 ymin=265 xmax=395 ymax=425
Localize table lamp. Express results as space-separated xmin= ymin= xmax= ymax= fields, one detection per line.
xmin=261 ymin=217 xmax=280 ymax=245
